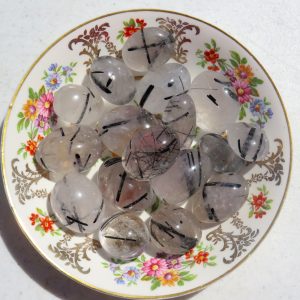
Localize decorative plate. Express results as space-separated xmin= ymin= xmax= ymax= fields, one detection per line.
xmin=1 ymin=9 xmax=291 ymax=299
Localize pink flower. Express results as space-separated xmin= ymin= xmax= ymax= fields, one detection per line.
xmin=141 ymin=258 xmax=167 ymax=277
xmin=34 ymin=114 xmax=49 ymax=132
xmin=232 ymin=80 xmax=252 ymax=103
xmin=225 ymin=69 xmax=237 ymax=82
xmin=37 ymin=92 xmax=54 ymax=118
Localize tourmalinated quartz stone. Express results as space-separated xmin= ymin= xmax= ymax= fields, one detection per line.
xmin=162 ymin=94 xmax=196 ymax=148
xmin=82 ymin=72 xmax=105 ymax=103
xmin=122 ymin=124 xmax=180 ymax=180
xmin=122 ymin=27 xmax=175 ymax=72
xmin=98 ymin=158 xmax=155 ymax=211
xmin=53 ymin=84 xmax=104 ymax=127
xmin=189 ymin=70 xmax=239 ymax=132
xmin=200 ymin=133 xmax=248 ymax=173
xmin=151 ymin=147 xmax=211 ymax=205
xmin=227 ymin=122 xmax=269 ymax=162
xmin=98 ymin=105 xmax=159 ymax=156
xmin=149 ymin=204 xmax=201 ymax=255
xmin=50 ymin=172 xmax=103 ymax=234
xmin=35 ymin=125 xmax=102 ymax=175
xmin=99 ymin=211 xmax=150 ymax=260
xmin=202 ymin=172 xmax=249 ymax=222
xmin=145 ymin=63 xmax=191 ymax=99
xmin=90 ymin=56 xmax=136 ymax=105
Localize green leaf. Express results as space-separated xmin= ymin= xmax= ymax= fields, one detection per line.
xmin=140 ymin=254 xmax=146 ymax=262
xmin=179 ymin=271 xmax=189 ymax=277
xmin=101 ymin=262 xmax=109 ymax=268
xmin=239 ymin=105 xmax=246 ymax=120
xmin=36 ymin=208 xmax=45 ymax=216
xmin=211 ymin=38 xmax=216 ymax=48
xmin=24 ymin=118 xmax=30 ymax=129
xmin=150 ymin=279 xmax=161 ymax=290
xmin=18 ymin=112 xmax=24 ymax=118
xmin=241 ymin=57 xmax=248 ymax=64
xmin=215 ymin=47 xmax=220 ymax=51
xmin=17 ymin=118 xmax=25 ymax=133
xmin=204 ymin=43 xmax=211 ymax=49
xmin=32 ymin=128 xmax=38 ymax=140
xmin=251 ymin=87 xmax=259 ymax=97
xmin=251 ymin=77 xmax=264 ymax=85
xmin=182 ymin=274 xmax=197 ymax=281
xmin=39 ymin=85 xmax=46 ymax=96
xmin=266 ymin=199 xmax=273 ymax=204
xmin=230 ymin=51 xmax=241 ymax=64
xmin=207 ymin=262 xmax=217 ymax=266
xmin=35 ymin=224 xmax=42 ymax=231
xmin=263 ymin=204 xmax=271 ymax=210
xmin=69 ymin=77 xmax=73 ymax=83
xmin=129 ymin=18 xmax=135 ymax=26
xmin=23 ymin=151 xmax=28 ymax=159
xmin=29 ymin=87 xmax=35 ymax=100
xmin=123 ymin=21 xmax=129 ymax=26
xmin=229 ymin=59 xmax=238 ymax=68
xmin=17 ymin=147 xmax=24 ymax=155
xmin=248 ymin=210 xmax=254 ymax=218
xmin=209 ymin=256 xmax=216 ymax=261
xmin=141 ymin=275 xmax=152 ymax=281
xmin=177 ymin=280 xmax=184 ymax=286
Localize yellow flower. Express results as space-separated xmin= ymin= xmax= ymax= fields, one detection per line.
xmin=158 ymin=270 xmax=179 ymax=286
xmin=23 ymin=99 xmax=38 ymax=120
xmin=234 ymin=64 xmax=254 ymax=82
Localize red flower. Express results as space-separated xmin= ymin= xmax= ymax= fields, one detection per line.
xmin=208 ymin=65 xmax=220 ymax=71
xmin=25 ymin=140 xmax=38 ymax=156
xmin=204 ymin=49 xmax=219 ymax=64
xmin=37 ymin=134 xmax=44 ymax=141
xmin=136 ymin=18 xmax=147 ymax=29
xmin=29 ymin=213 xmax=39 ymax=225
xmin=194 ymin=251 xmax=209 ymax=264
xmin=254 ymin=211 xmax=266 ymax=219
xmin=252 ymin=192 xmax=267 ymax=210
xmin=185 ymin=248 xmax=194 ymax=259
xmin=124 ymin=26 xmax=139 ymax=37
xmin=39 ymin=216 xmax=54 ymax=232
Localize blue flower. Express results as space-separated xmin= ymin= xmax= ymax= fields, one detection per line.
xmin=250 ymin=99 xmax=266 ymax=117
xmin=122 ymin=266 xmax=140 ymax=282
xmin=266 ymin=108 xmax=273 ymax=119
xmin=48 ymin=63 xmax=58 ymax=71
xmin=62 ymin=66 xmax=73 ymax=78
xmin=45 ymin=73 xmax=62 ymax=90
xmin=114 ymin=277 xmax=125 ymax=285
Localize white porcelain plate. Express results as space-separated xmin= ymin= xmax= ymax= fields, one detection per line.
xmin=1 ymin=9 xmax=291 ymax=299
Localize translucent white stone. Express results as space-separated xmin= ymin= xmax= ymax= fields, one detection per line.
xmin=53 ymin=84 xmax=103 ymax=127
xmin=149 ymin=203 xmax=201 ymax=255
xmin=90 ymin=56 xmax=136 ymax=105
xmin=202 ymin=173 xmax=249 ymax=222
xmin=151 ymin=147 xmax=212 ymax=205
xmin=99 ymin=211 xmax=150 ymax=260
xmin=35 ymin=125 xmax=102 ymax=175
xmin=50 ymin=172 xmax=103 ymax=234
xmin=227 ymin=122 xmax=269 ymax=162
xmin=189 ymin=71 xmax=239 ymax=132
xmin=122 ymin=27 xmax=175 ymax=72
xmin=162 ymin=94 xmax=196 ymax=148
xmin=122 ymin=124 xmax=180 ymax=180
xmin=99 ymin=105 xmax=159 ymax=156
xmin=98 ymin=158 xmax=155 ymax=211
xmin=200 ymin=133 xmax=248 ymax=173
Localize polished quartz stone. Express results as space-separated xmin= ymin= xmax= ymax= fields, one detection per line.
xmin=98 ymin=158 xmax=155 ymax=211
xmin=90 ymin=56 xmax=136 ymax=105
xmin=149 ymin=203 xmax=201 ymax=255
xmin=151 ymin=147 xmax=212 ymax=205
xmin=227 ymin=122 xmax=269 ymax=162
xmin=122 ymin=124 xmax=180 ymax=180
xmin=189 ymin=71 xmax=239 ymax=132
xmin=50 ymin=172 xmax=103 ymax=234
xmin=35 ymin=125 xmax=102 ymax=175
xmin=53 ymin=84 xmax=104 ymax=127
xmin=122 ymin=27 xmax=175 ymax=72
xmin=162 ymin=94 xmax=196 ymax=148
xmin=99 ymin=105 xmax=159 ymax=156
xmin=202 ymin=172 xmax=249 ymax=222
xmin=200 ymin=133 xmax=248 ymax=173
xmin=99 ymin=211 xmax=150 ymax=260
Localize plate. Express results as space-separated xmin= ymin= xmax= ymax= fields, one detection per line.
xmin=1 ymin=9 xmax=291 ymax=299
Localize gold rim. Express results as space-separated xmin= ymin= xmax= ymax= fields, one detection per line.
xmin=1 ymin=9 xmax=292 ymax=299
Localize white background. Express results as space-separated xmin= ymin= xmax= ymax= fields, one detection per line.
xmin=0 ymin=0 xmax=299 ymax=299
